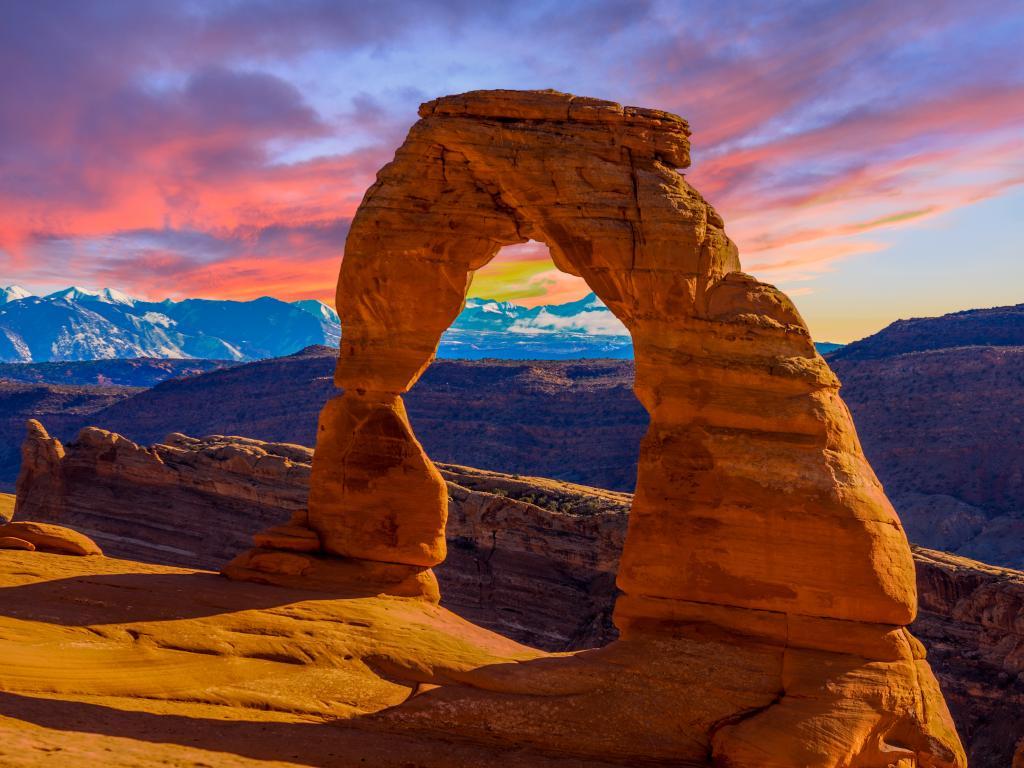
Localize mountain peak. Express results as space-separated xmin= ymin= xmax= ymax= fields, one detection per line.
xmin=0 ymin=285 xmax=33 ymax=303
xmin=45 ymin=286 xmax=137 ymax=306
xmin=291 ymin=299 xmax=340 ymax=325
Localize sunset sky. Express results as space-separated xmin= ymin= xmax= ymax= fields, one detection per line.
xmin=2 ymin=1 xmax=1022 ymax=342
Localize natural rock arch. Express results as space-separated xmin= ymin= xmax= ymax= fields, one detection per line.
xmin=228 ymin=90 xmax=964 ymax=767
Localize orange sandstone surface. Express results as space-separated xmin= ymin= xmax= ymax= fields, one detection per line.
xmin=0 ymin=550 xmax=597 ymax=768
xmin=5 ymin=90 xmax=966 ymax=767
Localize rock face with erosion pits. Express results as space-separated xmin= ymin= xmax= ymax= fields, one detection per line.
xmin=217 ymin=89 xmax=963 ymax=766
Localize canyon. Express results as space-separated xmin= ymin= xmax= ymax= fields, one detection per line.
xmin=6 ymin=312 xmax=1020 ymax=569
xmin=11 ymin=425 xmax=1023 ymax=766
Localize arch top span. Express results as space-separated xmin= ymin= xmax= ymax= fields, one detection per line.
xmin=338 ymin=89 xmax=748 ymax=396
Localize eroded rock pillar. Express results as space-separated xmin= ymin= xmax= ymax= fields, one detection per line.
xmin=226 ymin=135 xmax=521 ymax=598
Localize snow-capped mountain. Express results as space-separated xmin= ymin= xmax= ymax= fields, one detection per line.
xmin=291 ymin=299 xmax=340 ymax=325
xmin=45 ymin=286 xmax=138 ymax=306
xmin=0 ymin=287 xmax=840 ymax=362
xmin=0 ymin=288 xmax=340 ymax=362
xmin=0 ymin=285 xmax=32 ymax=304
xmin=441 ymin=294 xmax=633 ymax=359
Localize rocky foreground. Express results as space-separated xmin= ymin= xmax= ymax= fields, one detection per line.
xmin=12 ymin=425 xmax=1024 ymax=767
xmin=0 ymin=550 xmax=598 ymax=768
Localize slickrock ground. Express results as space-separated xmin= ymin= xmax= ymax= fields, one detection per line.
xmin=0 ymin=550 xmax=623 ymax=768
xmin=14 ymin=427 xmax=1022 ymax=766
xmin=4 ymin=546 xmax=998 ymax=768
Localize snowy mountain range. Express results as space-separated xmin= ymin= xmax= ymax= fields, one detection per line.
xmin=441 ymin=294 xmax=635 ymax=359
xmin=0 ymin=285 xmax=838 ymax=362
xmin=0 ymin=286 xmax=340 ymax=362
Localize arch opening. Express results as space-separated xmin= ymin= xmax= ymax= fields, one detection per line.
xmin=406 ymin=238 xmax=644 ymax=489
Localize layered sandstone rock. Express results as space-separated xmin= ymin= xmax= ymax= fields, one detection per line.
xmin=913 ymin=548 xmax=1024 ymax=767
xmin=238 ymin=89 xmax=962 ymax=766
xmin=13 ymin=422 xmax=310 ymax=568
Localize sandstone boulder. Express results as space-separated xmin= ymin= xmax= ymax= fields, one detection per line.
xmin=0 ymin=521 xmax=101 ymax=556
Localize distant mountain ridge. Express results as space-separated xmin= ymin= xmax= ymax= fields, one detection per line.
xmin=0 ymin=286 xmax=340 ymax=363
xmin=827 ymin=303 xmax=1024 ymax=361
xmin=0 ymin=358 xmax=237 ymax=388
xmin=0 ymin=285 xmax=841 ymax=363
xmin=826 ymin=301 xmax=1024 ymax=569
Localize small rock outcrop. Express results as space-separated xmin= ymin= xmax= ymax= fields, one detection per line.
xmin=14 ymin=422 xmax=310 ymax=568
xmin=0 ymin=536 xmax=34 ymax=551
xmin=225 ymin=89 xmax=963 ymax=766
xmin=0 ymin=521 xmax=101 ymax=556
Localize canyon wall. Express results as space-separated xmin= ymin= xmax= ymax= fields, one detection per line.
xmin=17 ymin=425 xmax=1020 ymax=766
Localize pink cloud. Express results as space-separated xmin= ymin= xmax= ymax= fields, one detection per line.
xmin=0 ymin=0 xmax=1021 ymax=323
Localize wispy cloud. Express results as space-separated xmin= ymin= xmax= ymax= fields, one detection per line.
xmin=0 ymin=0 xmax=1021 ymax=332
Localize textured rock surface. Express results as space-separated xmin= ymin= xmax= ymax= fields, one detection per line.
xmin=913 ymin=548 xmax=1024 ymax=768
xmin=258 ymin=89 xmax=959 ymax=766
xmin=16 ymin=427 xmax=1017 ymax=765
xmin=0 ymin=551 xmax=609 ymax=768
xmin=0 ymin=550 xmax=969 ymax=768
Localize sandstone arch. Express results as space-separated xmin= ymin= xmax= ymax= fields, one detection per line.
xmin=228 ymin=90 xmax=964 ymax=767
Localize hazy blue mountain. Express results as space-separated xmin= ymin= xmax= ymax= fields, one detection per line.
xmin=0 ymin=287 xmax=841 ymax=362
